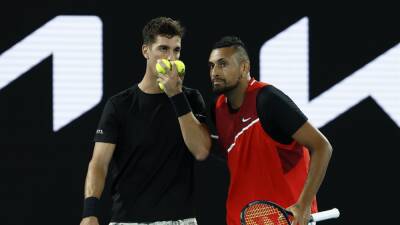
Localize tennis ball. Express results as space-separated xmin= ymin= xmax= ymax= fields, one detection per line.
xmin=174 ymin=60 xmax=185 ymax=76
xmin=156 ymin=59 xmax=186 ymax=91
xmin=159 ymin=83 xmax=165 ymax=91
xmin=156 ymin=59 xmax=171 ymax=74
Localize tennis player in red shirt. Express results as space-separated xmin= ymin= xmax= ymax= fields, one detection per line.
xmin=208 ymin=36 xmax=332 ymax=225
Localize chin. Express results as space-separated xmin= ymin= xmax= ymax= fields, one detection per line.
xmin=213 ymin=87 xmax=225 ymax=95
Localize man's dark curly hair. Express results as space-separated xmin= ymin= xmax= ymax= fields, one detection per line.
xmin=142 ymin=17 xmax=185 ymax=44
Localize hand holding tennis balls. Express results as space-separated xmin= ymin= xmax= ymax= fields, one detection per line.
xmin=155 ymin=59 xmax=172 ymax=75
xmin=156 ymin=59 xmax=185 ymax=91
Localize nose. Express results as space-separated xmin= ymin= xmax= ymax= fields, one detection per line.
xmin=167 ymin=50 xmax=178 ymax=61
xmin=210 ymin=66 xmax=219 ymax=78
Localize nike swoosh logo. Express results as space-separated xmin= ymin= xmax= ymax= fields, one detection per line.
xmin=242 ymin=117 xmax=251 ymax=122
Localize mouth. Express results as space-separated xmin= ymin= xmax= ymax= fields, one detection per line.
xmin=212 ymin=79 xmax=225 ymax=86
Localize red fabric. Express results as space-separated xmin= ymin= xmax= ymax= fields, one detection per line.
xmin=215 ymin=79 xmax=317 ymax=225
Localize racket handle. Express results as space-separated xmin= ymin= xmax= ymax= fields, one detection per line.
xmin=310 ymin=208 xmax=340 ymax=222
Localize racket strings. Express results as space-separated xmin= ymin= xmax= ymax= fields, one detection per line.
xmin=244 ymin=204 xmax=289 ymax=225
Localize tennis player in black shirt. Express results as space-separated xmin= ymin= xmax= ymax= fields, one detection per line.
xmin=79 ymin=17 xmax=211 ymax=225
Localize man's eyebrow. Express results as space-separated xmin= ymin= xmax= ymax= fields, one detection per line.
xmin=157 ymin=44 xmax=169 ymax=48
xmin=210 ymin=58 xmax=225 ymax=63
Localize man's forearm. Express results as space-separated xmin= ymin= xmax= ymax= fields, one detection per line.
xmin=178 ymin=112 xmax=211 ymax=161
xmin=298 ymin=142 xmax=332 ymax=207
xmin=84 ymin=161 xmax=108 ymax=198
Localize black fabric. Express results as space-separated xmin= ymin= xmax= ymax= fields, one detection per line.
xmin=169 ymin=92 xmax=192 ymax=117
xmin=256 ymin=85 xmax=308 ymax=144
xmin=93 ymin=84 xmax=207 ymax=222
xmin=82 ymin=197 xmax=99 ymax=218
xmin=209 ymin=97 xmax=217 ymax=127
xmin=208 ymin=97 xmax=227 ymax=161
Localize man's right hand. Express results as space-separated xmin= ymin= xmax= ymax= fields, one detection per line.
xmin=80 ymin=216 xmax=99 ymax=225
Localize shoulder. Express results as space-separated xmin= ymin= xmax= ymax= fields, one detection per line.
xmin=183 ymin=86 xmax=202 ymax=97
xmin=182 ymin=86 xmax=205 ymax=104
xmin=257 ymin=84 xmax=280 ymax=97
xmin=256 ymin=85 xmax=291 ymax=105
xmin=108 ymin=85 xmax=139 ymax=106
xmin=182 ymin=86 xmax=206 ymax=113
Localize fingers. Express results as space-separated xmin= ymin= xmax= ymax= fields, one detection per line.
xmin=156 ymin=64 xmax=180 ymax=85
xmin=286 ymin=203 xmax=310 ymax=225
xmin=291 ymin=216 xmax=307 ymax=225
xmin=157 ymin=73 xmax=166 ymax=86
xmin=289 ymin=211 xmax=297 ymax=225
xmin=170 ymin=61 xmax=178 ymax=77
xmin=157 ymin=59 xmax=178 ymax=77
xmin=291 ymin=218 xmax=306 ymax=225
xmin=157 ymin=73 xmax=168 ymax=81
xmin=157 ymin=59 xmax=170 ymax=73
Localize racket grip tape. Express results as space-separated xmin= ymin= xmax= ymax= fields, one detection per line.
xmin=310 ymin=208 xmax=340 ymax=222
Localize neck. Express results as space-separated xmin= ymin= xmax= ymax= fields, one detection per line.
xmin=225 ymin=76 xmax=251 ymax=109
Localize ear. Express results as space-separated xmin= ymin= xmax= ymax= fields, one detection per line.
xmin=241 ymin=61 xmax=250 ymax=75
xmin=142 ymin=44 xmax=149 ymax=59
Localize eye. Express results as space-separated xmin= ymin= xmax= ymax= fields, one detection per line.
xmin=218 ymin=61 xmax=226 ymax=68
xmin=159 ymin=46 xmax=168 ymax=52
xmin=174 ymin=47 xmax=181 ymax=53
xmin=209 ymin=63 xmax=215 ymax=70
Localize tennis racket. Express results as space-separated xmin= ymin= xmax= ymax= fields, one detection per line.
xmin=240 ymin=200 xmax=340 ymax=225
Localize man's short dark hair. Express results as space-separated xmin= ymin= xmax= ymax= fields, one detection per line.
xmin=142 ymin=17 xmax=185 ymax=44
xmin=213 ymin=36 xmax=246 ymax=49
xmin=213 ymin=36 xmax=250 ymax=62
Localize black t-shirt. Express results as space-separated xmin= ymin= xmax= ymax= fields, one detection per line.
xmin=210 ymin=85 xmax=307 ymax=145
xmin=94 ymin=84 xmax=206 ymax=222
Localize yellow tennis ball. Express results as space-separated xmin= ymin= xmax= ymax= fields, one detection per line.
xmin=173 ymin=60 xmax=185 ymax=76
xmin=156 ymin=59 xmax=171 ymax=74
xmin=158 ymin=82 xmax=165 ymax=90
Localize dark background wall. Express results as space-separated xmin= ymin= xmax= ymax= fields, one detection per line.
xmin=1 ymin=2 xmax=399 ymax=225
